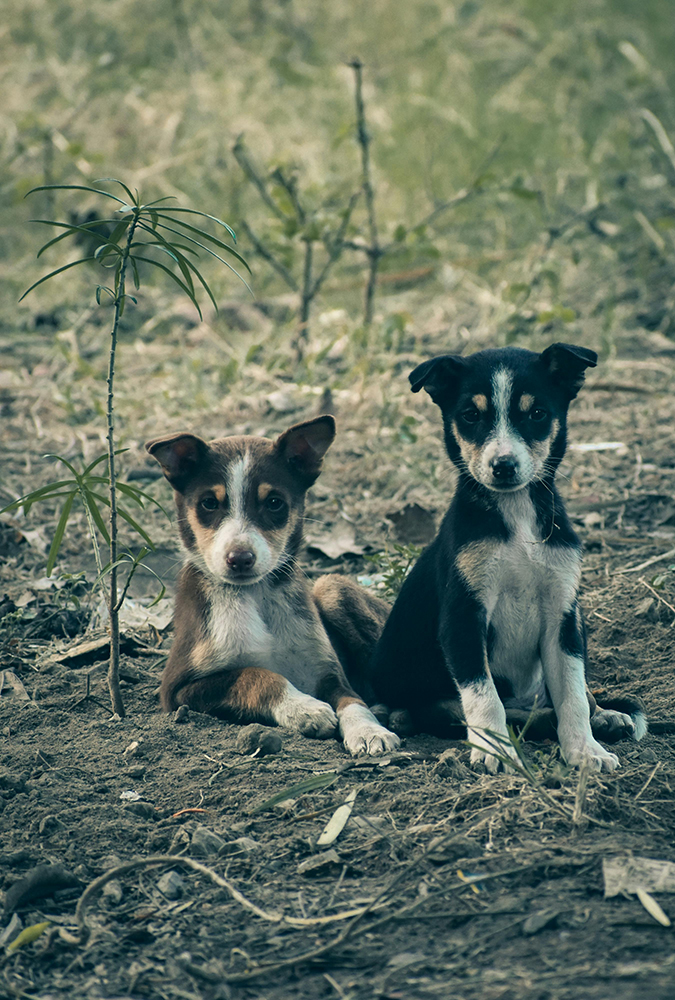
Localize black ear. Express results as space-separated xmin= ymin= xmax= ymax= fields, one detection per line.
xmin=145 ymin=433 xmax=209 ymax=492
xmin=275 ymin=415 xmax=336 ymax=486
xmin=539 ymin=343 xmax=598 ymax=398
xmin=409 ymin=355 xmax=466 ymax=406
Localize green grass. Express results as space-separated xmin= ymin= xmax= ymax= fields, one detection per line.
xmin=1 ymin=0 xmax=674 ymax=347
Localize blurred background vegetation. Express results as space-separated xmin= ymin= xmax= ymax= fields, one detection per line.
xmin=2 ymin=0 xmax=675 ymax=362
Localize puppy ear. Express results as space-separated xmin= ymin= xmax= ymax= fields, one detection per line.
xmin=539 ymin=342 xmax=598 ymax=398
xmin=409 ymin=355 xmax=466 ymax=405
xmin=275 ymin=415 xmax=336 ymax=485
xmin=145 ymin=433 xmax=209 ymax=492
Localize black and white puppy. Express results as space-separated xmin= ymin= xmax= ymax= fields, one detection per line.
xmin=368 ymin=343 xmax=646 ymax=773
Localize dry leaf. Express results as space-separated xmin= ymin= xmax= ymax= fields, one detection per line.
xmin=306 ymin=522 xmax=364 ymax=560
xmin=317 ymin=788 xmax=358 ymax=847
xmin=636 ymin=888 xmax=671 ymax=927
xmin=603 ymin=856 xmax=675 ymax=897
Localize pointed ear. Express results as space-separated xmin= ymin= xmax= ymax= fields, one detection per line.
xmin=539 ymin=342 xmax=598 ymax=398
xmin=275 ymin=415 xmax=336 ymax=485
xmin=409 ymin=355 xmax=466 ymax=406
xmin=145 ymin=433 xmax=209 ymax=492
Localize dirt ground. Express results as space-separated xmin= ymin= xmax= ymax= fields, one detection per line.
xmin=1 ymin=309 xmax=675 ymax=999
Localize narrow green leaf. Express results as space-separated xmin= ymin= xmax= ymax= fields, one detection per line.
xmin=94 ymin=177 xmax=138 ymax=203
xmin=116 ymin=482 xmax=169 ymax=517
xmin=94 ymin=242 xmax=123 ymax=261
xmin=141 ymin=196 xmax=177 ymax=209
xmin=250 ymin=773 xmax=338 ymax=814
xmin=154 ymin=206 xmax=237 ymax=241
xmin=130 ymin=255 xmax=203 ymax=319
xmin=0 ymin=483 xmax=77 ymax=515
xmin=114 ymin=482 xmax=144 ymax=507
xmin=81 ymin=489 xmax=111 ymax=545
xmin=43 ymin=453 xmax=81 ymax=478
xmin=154 ymin=215 xmax=250 ymax=271
xmin=129 ymin=255 xmax=140 ymax=290
xmin=31 ymin=219 xmax=121 ymax=258
xmin=26 ymin=184 xmax=127 ymax=205
xmin=82 ymin=453 xmax=110 ymax=477
xmin=182 ymin=257 xmax=218 ymax=313
xmin=116 ymin=506 xmax=156 ymax=548
xmin=46 ymin=493 xmax=76 ymax=576
xmin=19 ymin=257 xmax=96 ymax=301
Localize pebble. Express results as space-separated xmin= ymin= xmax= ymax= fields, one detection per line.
xmin=297 ymin=849 xmax=340 ymax=875
xmin=220 ymin=836 xmax=261 ymax=855
xmin=639 ymin=747 xmax=658 ymax=763
xmin=102 ymin=879 xmax=123 ymax=905
xmin=38 ymin=814 xmax=65 ymax=835
xmin=124 ymin=800 xmax=156 ymax=819
xmin=157 ymin=870 xmax=185 ymax=900
xmin=174 ymin=705 xmax=189 ymax=723
xmin=191 ymin=825 xmax=226 ymax=856
xmin=235 ymin=723 xmax=282 ymax=756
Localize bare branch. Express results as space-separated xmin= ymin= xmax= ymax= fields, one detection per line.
xmin=232 ymin=135 xmax=287 ymax=222
xmin=310 ymin=190 xmax=361 ymax=299
xmin=270 ymin=167 xmax=306 ymax=224
xmin=238 ymin=219 xmax=298 ymax=291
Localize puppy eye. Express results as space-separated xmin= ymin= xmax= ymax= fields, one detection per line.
xmin=461 ymin=407 xmax=481 ymax=425
xmin=200 ymin=496 xmax=219 ymax=511
xmin=530 ymin=408 xmax=548 ymax=423
xmin=265 ymin=496 xmax=286 ymax=513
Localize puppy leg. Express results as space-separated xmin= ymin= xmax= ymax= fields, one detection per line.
xmin=175 ymin=667 xmax=339 ymax=739
xmin=541 ymin=610 xmax=620 ymax=772
xmin=316 ymin=668 xmax=400 ymax=756
xmin=313 ymin=573 xmax=390 ymax=702
xmin=439 ymin=597 xmax=518 ymax=773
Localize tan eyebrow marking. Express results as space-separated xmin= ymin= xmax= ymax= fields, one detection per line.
xmin=519 ymin=393 xmax=535 ymax=412
xmin=211 ymin=484 xmax=227 ymax=502
xmin=257 ymin=482 xmax=274 ymax=501
xmin=472 ymin=394 xmax=488 ymax=412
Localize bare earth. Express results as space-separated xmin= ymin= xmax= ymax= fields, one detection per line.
xmin=1 ymin=314 xmax=675 ymax=999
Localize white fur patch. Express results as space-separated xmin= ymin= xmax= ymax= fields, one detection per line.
xmin=476 ymin=367 xmax=534 ymax=490
xmin=338 ymin=702 xmax=400 ymax=757
xmin=272 ymin=681 xmax=338 ymax=738
xmin=459 ymin=679 xmax=518 ymax=772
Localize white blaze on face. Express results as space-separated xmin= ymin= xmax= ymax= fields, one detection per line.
xmin=476 ymin=367 xmax=534 ymax=490
xmin=205 ymin=451 xmax=274 ymax=580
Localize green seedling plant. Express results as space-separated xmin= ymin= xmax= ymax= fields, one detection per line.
xmin=3 ymin=178 xmax=250 ymax=717
xmin=368 ymin=543 xmax=423 ymax=600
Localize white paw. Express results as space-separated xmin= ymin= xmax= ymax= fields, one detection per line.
xmin=275 ymin=692 xmax=338 ymax=740
xmin=467 ymin=729 xmax=519 ymax=774
xmin=564 ymin=738 xmax=620 ymax=772
xmin=339 ymin=703 xmax=401 ymax=757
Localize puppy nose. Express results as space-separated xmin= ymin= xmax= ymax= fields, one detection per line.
xmin=491 ymin=456 xmax=518 ymax=482
xmin=226 ymin=549 xmax=256 ymax=573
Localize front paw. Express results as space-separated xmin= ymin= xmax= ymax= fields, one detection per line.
xmin=564 ymin=738 xmax=620 ymax=772
xmin=467 ymin=729 xmax=519 ymax=774
xmin=340 ymin=704 xmax=401 ymax=756
xmin=277 ymin=695 xmax=338 ymax=739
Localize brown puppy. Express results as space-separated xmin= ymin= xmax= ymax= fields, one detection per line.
xmin=146 ymin=416 xmax=399 ymax=756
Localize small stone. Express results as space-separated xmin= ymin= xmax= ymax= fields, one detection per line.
xmin=523 ymin=909 xmax=559 ymax=935
xmin=220 ymin=836 xmax=261 ymax=855
xmin=174 ymin=705 xmax=189 ymax=723
xmin=125 ymin=765 xmax=146 ymax=779
xmin=191 ymin=825 xmax=226 ymax=856
xmin=102 ymin=879 xmax=123 ymax=905
xmin=297 ymin=849 xmax=340 ymax=875
xmin=38 ymin=814 xmax=64 ymax=835
xmin=157 ymin=870 xmax=185 ymax=900
xmin=125 ymin=800 xmax=156 ymax=819
xmin=235 ymin=723 xmax=282 ymax=756
xmin=639 ymin=747 xmax=658 ymax=763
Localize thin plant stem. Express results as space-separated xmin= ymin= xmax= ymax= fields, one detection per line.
xmin=107 ymin=213 xmax=139 ymax=718
xmin=349 ymin=58 xmax=382 ymax=326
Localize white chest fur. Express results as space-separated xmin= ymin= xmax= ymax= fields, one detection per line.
xmin=202 ymin=579 xmax=334 ymax=696
xmin=468 ymin=492 xmax=581 ymax=704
